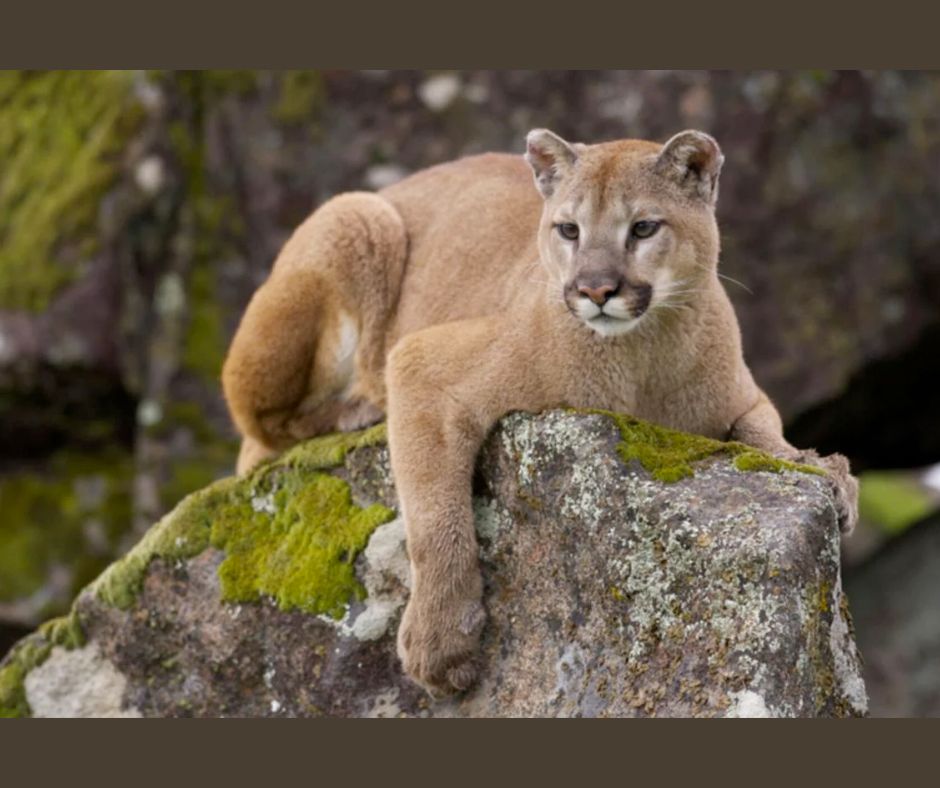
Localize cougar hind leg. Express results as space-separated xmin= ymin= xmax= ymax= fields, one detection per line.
xmin=222 ymin=192 xmax=407 ymax=474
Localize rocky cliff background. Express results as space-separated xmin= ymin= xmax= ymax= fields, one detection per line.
xmin=1 ymin=70 xmax=939 ymax=715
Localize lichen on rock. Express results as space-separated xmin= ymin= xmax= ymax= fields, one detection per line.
xmin=3 ymin=411 xmax=867 ymax=717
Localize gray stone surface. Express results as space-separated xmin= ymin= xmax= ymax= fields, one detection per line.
xmin=11 ymin=411 xmax=867 ymax=717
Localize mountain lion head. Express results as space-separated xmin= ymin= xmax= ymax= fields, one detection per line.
xmin=525 ymin=128 xmax=724 ymax=337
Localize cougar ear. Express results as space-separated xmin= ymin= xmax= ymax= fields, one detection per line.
xmin=525 ymin=128 xmax=579 ymax=198
xmin=655 ymin=130 xmax=724 ymax=205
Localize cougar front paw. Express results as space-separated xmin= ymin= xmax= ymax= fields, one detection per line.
xmin=396 ymin=594 xmax=486 ymax=698
xmin=791 ymin=449 xmax=859 ymax=534
xmin=817 ymin=452 xmax=859 ymax=535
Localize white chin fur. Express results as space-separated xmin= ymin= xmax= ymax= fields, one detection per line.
xmin=574 ymin=297 xmax=642 ymax=337
xmin=584 ymin=314 xmax=642 ymax=337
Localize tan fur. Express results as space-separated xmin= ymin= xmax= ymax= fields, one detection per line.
xmin=222 ymin=130 xmax=859 ymax=696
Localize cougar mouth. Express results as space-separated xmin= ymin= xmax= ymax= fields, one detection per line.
xmin=583 ymin=310 xmax=644 ymax=336
xmin=566 ymin=286 xmax=653 ymax=337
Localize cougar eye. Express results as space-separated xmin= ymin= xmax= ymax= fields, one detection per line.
xmin=556 ymin=222 xmax=580 ymax=241
xmin=631 ymin=220 xmax=661 ymax=239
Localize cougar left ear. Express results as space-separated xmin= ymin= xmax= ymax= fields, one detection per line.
xmin=655 ymin=130 xmax=724 ymax=205
xmin=525 ymin=128 xmax=579 ymax=198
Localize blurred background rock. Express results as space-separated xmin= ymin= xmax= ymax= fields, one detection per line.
xmin=1 ymin=70 xmax=938 ymax=714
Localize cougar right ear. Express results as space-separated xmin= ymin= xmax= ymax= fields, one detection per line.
xmin=525 ymin=129 xmax=578 ymax=198
xmin=655 ymin=130 xmax=724 ymax=205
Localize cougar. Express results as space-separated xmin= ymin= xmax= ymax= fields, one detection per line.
xmin=221 ymin=129 xmax=858 ymax=696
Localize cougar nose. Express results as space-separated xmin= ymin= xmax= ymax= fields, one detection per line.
xmin=577 ymin=282 xmax=618 ymax=305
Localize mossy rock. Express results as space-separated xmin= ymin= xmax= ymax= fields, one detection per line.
xmin=0 ymin=71 xmax=141 ymax=311
xmin=92 ymin=423 xmax=391 ymax=612
xmin=583 ymin=408 xmax=824 ymax=483
xmin=1 ymin=412 xmax=866 ymax=718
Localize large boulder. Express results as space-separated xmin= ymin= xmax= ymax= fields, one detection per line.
xmin=0 ymin=411 xmax=867 ymax=718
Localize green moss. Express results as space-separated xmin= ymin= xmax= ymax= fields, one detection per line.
xmin=93 ymin=425 xmax=391 ymax=614
xmin=0 ymin=71 xmax=140 ymax=311
xmin=210 ymin=472 xmax=394 ymax=618
xmin=732 ymin=451 xmax=821 ymax=476
xmin=581 ymin=409 xmax=824 ymax=483
xmin=0 ymin=611 xmax=85 ymax=718
xmin=281 ymin=422 xmax=388 ymax=470
xmin=92 ymin=479 xmax=233 ymax=609
xmin=38 ymin=613 xmax=86 ymax=651
xmin=0 ymin=640 xmax=46 ymax=718
xmin=0 ymin=448 xmax=134 ymax=612
xmin=858 ymin=470 xmax=935 ymax=534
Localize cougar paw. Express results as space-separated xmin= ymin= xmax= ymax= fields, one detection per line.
xmin=396 ymin=595 xmax=486 ymax=698
xmin=793 ymin=449 xmax=859 ymax=535
xmin=818 ymin=452 xmax=859 ymax=535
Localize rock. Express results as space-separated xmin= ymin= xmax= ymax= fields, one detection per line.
xmin=845 ymin=513 xmax=940 ymax=716
xmin=0 ymin=411 xmax=867 ymax=718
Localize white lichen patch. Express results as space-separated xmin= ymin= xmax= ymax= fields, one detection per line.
xmin=502 ymin=411 xmax=595 ymax=488
xmin=474 ymin=497 xmax=513 ymax=541
xmin=725 ymin=690 xmax=775 ymax=718
xmin=25 ymin=643 xmax=142 ymax=718
xmin=251 ymin=492 xmax=277 ymax=515
xmin=362 ymin=517 xmax=410 ymax=591
xmin=365 ymin=687 xmax=404 ymax=718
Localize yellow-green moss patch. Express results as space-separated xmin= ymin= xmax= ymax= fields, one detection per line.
xmin=92 ymin=425 xmax=391 ymax=614
xmin=581 ymin=409 xmax=824 ymax=483
xmin=0 ymin=71 xmax=140 ymax=311
xmin=211 ymin=473 xmax=393 ymax=618
xmin=281 ymin=422 xmax=388 ymax=470
xmin=732 ymin=451 xmax=822 ymax=476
